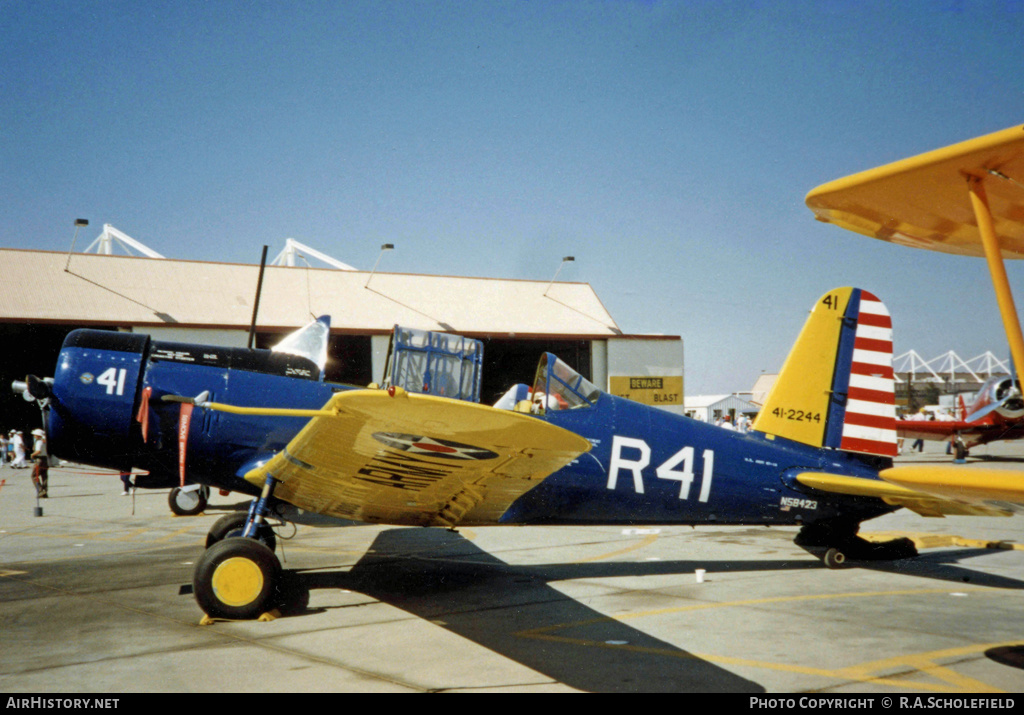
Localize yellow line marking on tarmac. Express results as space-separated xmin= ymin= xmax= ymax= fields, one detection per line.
xmin=0 ymin=541 xmax=206 ymax=569
xmin=113 ymin=528 xmax=149 ymax=541
xmin=0 ymin=526 xmax=206 ymax=544
xmin=843 ymin=645 xmax=1011 ymax=692
xmin=152 ymin=525 xmax=200 ymax=543
xmin=573 ymin=534 xmax=660 ymax=563
xmin=0 ymin=570 xmax=430 ymax=692
xmin=516 ymin=587 xmax=1011 ymax=692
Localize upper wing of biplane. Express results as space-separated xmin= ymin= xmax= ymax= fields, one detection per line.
xmin=805 ymin=124 xmax=1024 ymax=258
xmin=806 ymin=124 xmax=1024 ymax=377
xmin=202 ymin=388 xmax=592 ymax=527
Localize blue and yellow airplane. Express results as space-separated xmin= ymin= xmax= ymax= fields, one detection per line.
xmin=19 ymin=281 xmax=1009 ymax=620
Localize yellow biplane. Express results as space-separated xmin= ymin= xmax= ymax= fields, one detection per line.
xmin=806 ymin=123 xmax=1024 ymax=511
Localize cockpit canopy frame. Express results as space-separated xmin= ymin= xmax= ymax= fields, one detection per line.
xmin=531 ymin=352 xmax=600 ymax=413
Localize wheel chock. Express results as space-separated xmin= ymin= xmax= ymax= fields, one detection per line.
xmin=198 ymin=608 xmax=281 ymax=625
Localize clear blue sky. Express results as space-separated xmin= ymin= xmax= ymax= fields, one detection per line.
xmin=4 ymin=0 xmax=1023 ymax=393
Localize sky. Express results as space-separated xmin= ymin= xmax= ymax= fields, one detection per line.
xmin=4 ymin=0 xmax=1024 ymax=394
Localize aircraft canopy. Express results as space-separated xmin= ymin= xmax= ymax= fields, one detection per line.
xmin=531 ymin=353 xmax=600 ymax=413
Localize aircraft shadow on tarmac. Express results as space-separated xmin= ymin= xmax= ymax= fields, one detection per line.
xmin=973 ymin=454 xmax=1024 ymax=463
xmin=280 ymin=527 xmax=768 ymax=693
xmin=846 ymin=547 xmax=1024 ymax=590
xmin=986 ymin=645 xmax=1024 ymax=671
xmin=254 ymin=527 xmax=1024 ymax=692
xmin=184 ymin=508 xmax=1024 ymax=691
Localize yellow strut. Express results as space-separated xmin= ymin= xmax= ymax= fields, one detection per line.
xmin=201 ymin=402 xmax=338 ymax=418
xmin=967 ymin=174 xmax=1024 ymax=382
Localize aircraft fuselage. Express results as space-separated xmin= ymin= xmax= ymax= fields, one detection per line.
xmin=506 ymin=393 xmax=892 ymax=527
xmin=44 ymin=329 xmax=893 ymax=530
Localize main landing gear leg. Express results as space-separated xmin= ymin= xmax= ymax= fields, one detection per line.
xmin=193 ymin=474 xmax=283 ymax=620
xmin=953 ymin=436 xmax=970 ymax=463
xmin=205 ymin=498 xmax=278 ymax=552
xmin=795 ymin=520 xmax=918 ymax=569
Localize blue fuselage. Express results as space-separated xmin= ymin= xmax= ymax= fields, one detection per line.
xmin=46 ymin=330 xmax=894 ymax=528
xmin=504 ymin=393 xmax=892 ymax=526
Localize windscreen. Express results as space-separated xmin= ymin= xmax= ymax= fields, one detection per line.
xmin=531 ymin=353 xmax=600 ymax=413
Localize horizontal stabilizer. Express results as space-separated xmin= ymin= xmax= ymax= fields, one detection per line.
xmin=880 ymin=465 xmax=1024 ymax=514
xmin=795 ymin=471 xmax=1013 ymax=517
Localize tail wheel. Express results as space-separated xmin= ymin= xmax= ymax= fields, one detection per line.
xmin=193 ymin=537 xmax=281 ymax=620
xmin=823 ymin=547 xmax=848 ymax=569
xmin=169 ymin=485 xmax=209 ymax=516
xmin=205 ymin=512 xmax=277 ymax=553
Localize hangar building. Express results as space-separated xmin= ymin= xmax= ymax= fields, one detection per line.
xmin=0 ymin=247 xmax=683 ymax=429
xmin=683 ymin=394 xmax=759 ymax=425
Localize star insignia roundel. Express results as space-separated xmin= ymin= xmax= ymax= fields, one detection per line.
xmin=372 ymin=432 xmax=498 ymax=460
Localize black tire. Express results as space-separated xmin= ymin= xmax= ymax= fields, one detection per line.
xmin=193 ymin=537 xmax=281 ymax=620
xmin=168 ymin=486 xmax=208 ymax=516
xmin=823 ymin=547 xmax=848 ymax=569
xmin=205 ymin=512 xmax=277 ymax=553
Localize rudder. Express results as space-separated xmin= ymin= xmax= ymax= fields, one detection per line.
xmin=752 ymin=288 xmax=896 ymax=457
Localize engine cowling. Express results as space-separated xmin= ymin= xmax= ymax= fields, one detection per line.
xmin=48 ymin=330 xmax=150 ymax=469
xmin=988 ymin=377 xmax=1024 ymax=420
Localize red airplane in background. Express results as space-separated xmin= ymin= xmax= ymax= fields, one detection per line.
xmin=897 ymin=375 xmax=1024 ymax=460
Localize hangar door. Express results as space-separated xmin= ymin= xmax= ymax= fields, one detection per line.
xmin=480 ymin=338 xmax=592 ymax=406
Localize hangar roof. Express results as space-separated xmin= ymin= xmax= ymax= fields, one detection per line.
xmin=683 ymin=394 xmax=759 ymax=411
xmin=1 ymin=249 xmax=623 ymax=338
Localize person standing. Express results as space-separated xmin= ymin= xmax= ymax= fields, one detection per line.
xmin=736 ymin=413 xmax=750 ymax=433
xmin=30 ymin=429 xmax=48 ymax=498
xmin=11 ymin=431 xmax=27 ymax=468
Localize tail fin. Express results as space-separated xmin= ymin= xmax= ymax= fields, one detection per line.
xmin=752 ymin=288 xmax=897 ymax=457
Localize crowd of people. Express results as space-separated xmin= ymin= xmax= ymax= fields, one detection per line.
xmin=715 ymin=413 xmax=751 ymax=432
xmin=1 ymin=428 xmax=49 ymax=497
xmin=1 ymin=429 xmax=135 ymax=499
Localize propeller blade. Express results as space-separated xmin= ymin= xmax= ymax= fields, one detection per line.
xmin=965 ymin=397 xmax=1010 ymax=423
xmin=11 ymin=376 xmax=53 ymax=402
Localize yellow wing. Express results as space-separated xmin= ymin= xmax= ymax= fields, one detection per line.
xmin=806 ymin=124 xmax=1024 ymax=258
xmin=239 ymin=388 xmax=592 ymax=527
xmin=795 ymin=472 xmax=1013 ymax=518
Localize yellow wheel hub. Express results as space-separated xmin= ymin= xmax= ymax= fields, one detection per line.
xmin=211 ymin=556 xmax=265 ymax=607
